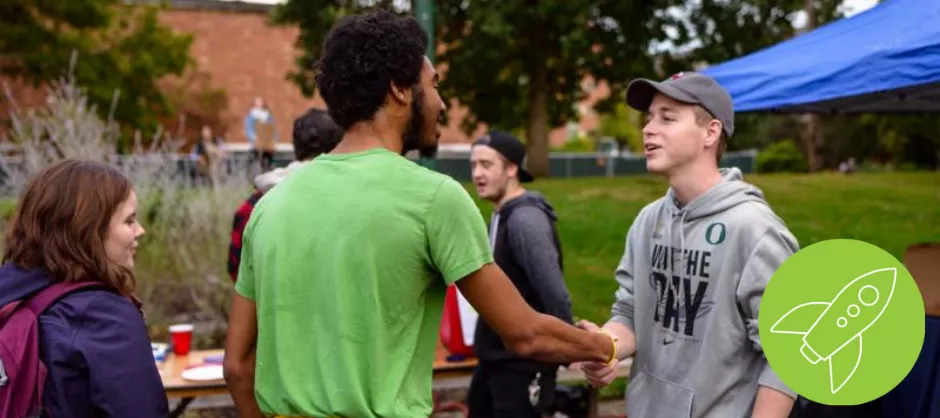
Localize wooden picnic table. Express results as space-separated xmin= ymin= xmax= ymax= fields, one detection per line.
xmin=160 ymin=344 xmax=478 ymax=417
xmin=161 ymin=345 xmax=631 ymax=418
xmin=159 ymin=349 xmax=226 ymax=400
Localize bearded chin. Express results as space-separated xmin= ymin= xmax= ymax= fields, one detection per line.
xmin=402 ymin=90 xmax=438 ymax=159
xmin=416 ymin=141 xmax=438 ymax=159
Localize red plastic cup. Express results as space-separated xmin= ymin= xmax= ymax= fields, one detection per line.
xmin=169 ymin=324 xmax=194 ymax=356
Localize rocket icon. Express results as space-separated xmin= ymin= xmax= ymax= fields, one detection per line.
xmin=769 ymin=267 xmax=897 ymax=394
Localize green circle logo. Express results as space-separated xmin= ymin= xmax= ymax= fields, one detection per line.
xmin=760 ymin=239 xmax=925 ymax=405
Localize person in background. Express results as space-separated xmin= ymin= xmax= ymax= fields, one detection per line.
xmin=839 ymin=157 xmax=856 ymax=174
xmin=244 ymin=97 xmax=277 ymax=172
xmin=228 ymin=108 xmax=343 ymax=283
xmin=192 ymin=124 xmax=226 ymax=187
xmin=574 ymin=72 xmax=799 ymax=418
xmin=0 ymin=159 xmax=166 ymax=417
xmin=223 ymin=10 xmax=615 ymax=418
xmin=468 ymin=130 xmax=573 ymax=417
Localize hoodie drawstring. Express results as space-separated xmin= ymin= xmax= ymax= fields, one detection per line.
xmin=678 ymin=210 xmax=688 ymax=270
xmin=661 ymin=206 xmax=682 ymax=310
xmin=667 ymin=209 xmax=688 ymax=301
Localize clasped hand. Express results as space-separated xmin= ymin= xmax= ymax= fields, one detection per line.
xmin=570 ymin=320 xmax=620 ymax=388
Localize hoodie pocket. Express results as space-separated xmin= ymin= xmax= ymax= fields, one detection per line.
xmin=626 ymin=371 xmax=694 ymax=418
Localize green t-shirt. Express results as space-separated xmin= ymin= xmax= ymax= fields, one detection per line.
xmin=235 ymin=148 xmax=493 ymax=417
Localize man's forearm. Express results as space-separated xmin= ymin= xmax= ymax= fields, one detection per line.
xmin=602 ymin=321 xmax=637 ymax=361
xmin=228 ymin=372 xmax=263 ymax=418
xmin=751 ymin=386 xmax=794 ymax=418
xmin=225 ymin=357 xmax=264 ymax=418
xmin=521 ymin=313 xmax=615 ymax=364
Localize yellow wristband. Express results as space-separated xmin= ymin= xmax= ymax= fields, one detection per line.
xmin=601 ymin=331 xmax=618 ymax=364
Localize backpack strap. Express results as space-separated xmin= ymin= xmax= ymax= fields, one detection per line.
xmin=25 ymin=282 xmax=105 ymax=316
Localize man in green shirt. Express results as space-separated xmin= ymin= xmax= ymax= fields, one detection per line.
xmin=223 ymin=10 xmax=616 ymax=418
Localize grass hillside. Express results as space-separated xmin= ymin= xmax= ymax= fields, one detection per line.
xmin=465 ymin=171 xmax=940 ymax=324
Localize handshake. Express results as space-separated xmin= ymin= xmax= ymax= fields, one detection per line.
xmin=571 ymin=319 xmax=627 ymax=388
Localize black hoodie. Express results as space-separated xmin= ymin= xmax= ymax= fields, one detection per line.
xmin=473 ymin=191 xmax=573 ymax=372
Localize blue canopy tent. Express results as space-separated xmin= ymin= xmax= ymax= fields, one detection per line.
xmin=700 ymin=0 xmax=940 ymax=114
xmin=701 ymin=3 xmax=940 ymax=418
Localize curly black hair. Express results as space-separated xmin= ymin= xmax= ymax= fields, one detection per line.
xmin=315 ymin=10 xmax=429 ymax=129
xmin=292 ymin=108 xmax=343 ymax=161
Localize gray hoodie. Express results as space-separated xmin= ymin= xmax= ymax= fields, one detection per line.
xmin=611 ymin=167 xmax=800 ymax=418
xmin=253 ymin=160 xmax=308 ymax=192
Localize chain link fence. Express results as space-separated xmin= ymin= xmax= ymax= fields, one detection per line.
xmin=412 ymin=149 xmax=759 ymax=182
xmin=0 ymin=148 xmax=759 ymax=192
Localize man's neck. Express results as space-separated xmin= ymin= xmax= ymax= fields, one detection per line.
xmin=495 ymin=184 xmax=526 ymax=211
xmin=331 ymin=117 xmax=403 ymax=155
xmin=668 ymin=162 xmax=723 ymax=207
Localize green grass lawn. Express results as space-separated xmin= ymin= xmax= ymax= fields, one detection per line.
xmin=465 ymin=171 xmax=939 ymax=398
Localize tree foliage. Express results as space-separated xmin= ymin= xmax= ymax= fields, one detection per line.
xmin=433 ymin=1 xmax=670 ymax=176
xmin=274 ymin=0 xmax=936 ymax=174
xmin=271 ymin=1 xmax=409 ymax=98
xmin=0 ymin=0 xmax=193 ymax=139
xmin=670 ymin=0 xmax=939 ymax=171
xmin=274 ymin=0 xmax=830 ymax=176
xmin=654 ymin=0 xmax=843 ymax=76
xmin=598 ymin=102 xmax=644 ymax=153
xmin=160 ymin=70 xmax=230 ymax=147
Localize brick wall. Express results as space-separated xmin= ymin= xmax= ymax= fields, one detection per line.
xmin=156 ymin=1 xmax=608 ymax=148
xmin=0 ymin=78 xmax=49 ymax=140
xmin=3 ymin=0 xmax=605 ymax=149
xmin=158 ymin=5 xmax=321 ymax=145
xmin=157 ymin=3 xmax=500 ymax=146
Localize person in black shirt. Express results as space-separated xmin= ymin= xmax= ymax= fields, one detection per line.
xmin=467 ymin=131 xmax=574 ymax=417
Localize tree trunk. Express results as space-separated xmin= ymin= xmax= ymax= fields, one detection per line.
xmin=526 ymin=52 xmax=550 ymax=178
xmin=803 ymin=114 xmax=821 ymax=172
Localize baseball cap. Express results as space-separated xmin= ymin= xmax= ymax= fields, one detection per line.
xmin=625 ymin=72 xmax=735 ymax=138
xmin=472 ymin=131 xmax=533 ymax=183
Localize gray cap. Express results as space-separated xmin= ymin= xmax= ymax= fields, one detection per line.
xmin=625 ymin=72 xmax=735 ymax=138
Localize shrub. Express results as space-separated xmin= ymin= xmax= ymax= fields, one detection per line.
xmin=1 ymin=71 xmax=252 ymax=348
xmin=597 ymin=102 xmax=643 ymax=153
xmin=757 ymin=139 xmax=808 ymax=173
xmin=555 ymin=135 xmax=596 ymax=152
xmin=160 ymin=70 xmax=230 ymax=146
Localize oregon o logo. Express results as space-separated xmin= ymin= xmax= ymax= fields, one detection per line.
xmin=705 ymin=223 xmax=726 ymax=245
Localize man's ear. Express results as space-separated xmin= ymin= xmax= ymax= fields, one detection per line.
xmin=506 ymin=161 xmax=519 ymax=179
xmin=704 ymin=120 xmax=722 ymax=148
xmin=389 ymin=81 xmax=412 ymax=106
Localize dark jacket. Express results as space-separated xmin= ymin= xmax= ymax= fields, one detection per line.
xmin=473 ymin=192 xmax=573 ymax=373
xmin=0 ymin=264 xmax=169 ymax=418
xmin=229 ymin=189 xmax=265 ymax=282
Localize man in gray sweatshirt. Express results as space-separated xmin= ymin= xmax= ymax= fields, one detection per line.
xmin=577 ymin=72 xmax=800 ymax=418
xmin=468 ymin=131 xmax=574 ymax=417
